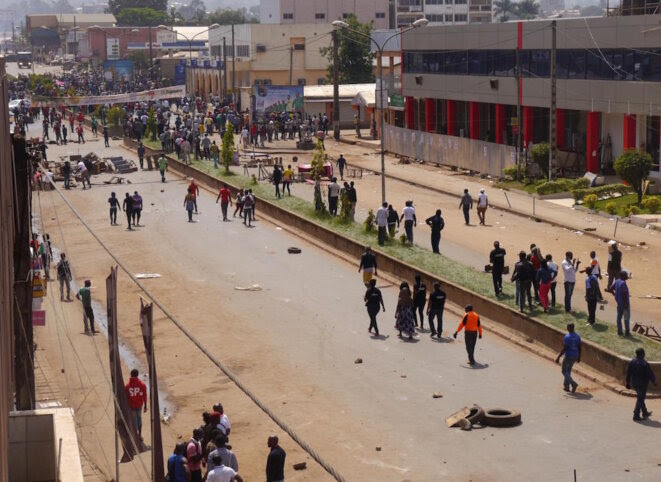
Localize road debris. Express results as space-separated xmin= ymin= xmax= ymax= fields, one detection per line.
xmin=135 ymin=273 xmax=161 ymax=279
xmin=234 ymin=284 xmax=263 ymax=291
xmin=354 ymin=358 xmax=363 ymax=364
xmin=632 ymin=323 xmax=661 ymax=341
xmin=293 ymin=462 xmax=307 ymax=471
xmin=432 ymin=392 xmax=443 ymax=399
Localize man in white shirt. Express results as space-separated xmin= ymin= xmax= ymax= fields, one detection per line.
xmin=399 ymin=200 xmax=417 ymax=244
xmin=207 ymin=455 xmax=243 ymax=482
xmin=477 ymin=189 xmax=489 ymax=225
xmin=213 ymin=403 xmax=231 ymax=436
xmin=328 ymin=177 xmax=341 ymax=216
xmin=561 ymin=251 xmax=581 ymax=313
xmin=77 ymin=160 xmax=91 ymax=189
xmin=376 ymin=202 xmax=389 ymax=246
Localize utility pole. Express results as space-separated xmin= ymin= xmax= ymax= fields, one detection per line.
xmin=222 ymin=36 xmax=227 ymax=102
xmin=231 ymin=24 xmax=235 ymax=106
xmin=12 ymin=135 xmax=35 ymax=411
xmin=332 ymin=30 xmax=340 ymax=141
xmin=515 ymin=40 xmax=522 ymax=181
xmin=148 ymin=25 xmax=154 ymax=87
xmin=289 ymin=47 xmax=293 ymax=85
xmin=549 ymin=20 xmax=557 ymax=182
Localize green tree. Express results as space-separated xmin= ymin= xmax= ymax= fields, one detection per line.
xmin=107 ymin=106 xmax=125 ymax=127
xmin=221 ymin=123 xmax=235 ymax=174
xmin=125 ymin=50 xmax=150 ymax=70
xmin=116 ymin=7 xmax=169 ymax=26
xmin=494 ymin=0 xmax=517 ymax=21
xmin=207 ymin=8 xmax=247 ymax=25
xmin=310 ymin=140 xmax=327 ymax=212
xmin=320 ymin=14 xmax=375 ymax=84
xmin=145 ymin=107 xmax=158 ymax=141
xmin=614 ymin=149 xmax=653 ymax=204
xmin=529 ymin=142 xmax=550 ymax=178
xmin=108 ymin=0 xmax=167 ymax=15
xmin=516 ymin=0 xmax=540 ymax=19
xmin=167 ymin=6 xmax=185 ymax=25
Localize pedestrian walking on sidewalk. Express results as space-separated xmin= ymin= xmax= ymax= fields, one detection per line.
xmin=426 ymin=282 xmax=446 ymax=338
xmin=76 ymin=280 xmax=97 ymax=335
xmin=511 ymin=251 xmax=534 ymax=312
xmin=358 ymin=246 xmax=378 ymax=287
xmin=376 ymin=202 xmax=388 ymax=246
xmin=387 ymin=204 xmax=399 ymax=238
xmin=184 ymin=189 xmax=196 ymax=222
xmin=489 ymin=241 xmax=506 ymax=296
xmin=158 ymin=154 xmax=168 ymax=182
xmin=425 ymin=209 xmax=445 ymax=254
xmin=336 ymin=154 xmax=346 ymax=180
xmin=122 ymin=192 xmax=134 ymax=230
xmin=56 ymin=253 xmax=72 ymax=301
xmin=216 ymin=184 xmax=232 ymax=221
xmin=477 ymin=189 xmax=489 ymax=225
xmin=395 ymin=282 xmax=416 ymax=340
xmin=562 ymin=251 xmax=580 ymax=312
xmin=585 ymin=266 xmax=599 ymax=325
xmin=459 ymin=189 xmax=473 ymax=225
xmin=412 ymin=274 xmax=427 ymax=328
xmin=555 ymin=323 xmax=580 ymax=393
xmin=612 ymin=271 xmax=631 ymax=336
xmin=364 ymin=278 xmax=385 ymax=336
xmin=537 ymin=260 xmax=554 ymax=312
xmin=400 ymin=201 xmax=416 ymax=244
xmin=453 ymin=304 xmax=483 ymax=365
xmin=108 ymin=192 xmax=119 ymax=225
xmin=626 ymin=348 xmax=657 ymax=421
xmin=606 ymin=241 xmax=622 ymax=292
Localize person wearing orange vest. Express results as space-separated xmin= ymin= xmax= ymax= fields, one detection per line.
xmin=453 ymin=305 xmax=483 ymax=366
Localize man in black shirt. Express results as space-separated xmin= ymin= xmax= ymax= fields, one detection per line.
xmin=108 ymin=192 xmax=120 ymax=225
xmin=272 ymin=165 xmax=282 ymax=199
xmin=358 ymin=246 xmax=377 ymax=287
xmin=626 ymin=348 xmax=657 ymax=421
xmin=511 ymin=251 xmax=534 ymax=312
xmin=364 ymin=278 xmax=385 ymax=336
xmin=336 ymin=154 xmax=346 ymax=180
xmin=426 ymin=282 xmax=446 ymax=338
xmin=387 ymin=204 xmax=399 ymax=239
xmin=606 ymin=241 xmax=622 ymax=292
xmin=413 ymin=274 xmax=427 ymax=328
xmin=425 ymin=209 xmax=445 ymax=254
xmin=62 ymin=161 xmax=71 ymax=190
xmin=489 ymin=241 xmax=507 ymax=296
xmin=266 ymin=435 xmax=286 ymax=482
xmin=122 ymin=192 xmax=134 ymax=231
xmin=347 ymin=181 xmax=357 ymax=220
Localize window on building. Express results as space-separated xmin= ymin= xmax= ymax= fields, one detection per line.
xmin=557 ymin=49 xmax=586 ymax=79
xmin=493 ymin=50 xmax=515 ymax=76
xmin=428 ymin=14 xmax=444 ymax=22
xmin=315 ymin=13 xmax=325 ymax=19
xmin=445 ymin=0 xmax=453 ymax=4
xmin=445 ymin=14 xmax=453 ymax=21
xmin=256 ymin=44 xmax=266 ymax=53
xmin=236 ymin=45 xmax=250 ymax=57
xmin=294 ymin=43 xmax=305 ymax=50
xmin=317 ymin=78 xmax=327 ymax=85
xmin=297 ymin=78 xmax=306 ymax=86
xmin=455 ymin=0 xmax=467 ymax=4
xmin=529 ymin=49 xmax=550 ymax=77
xmin=454 ymin=13 xmax=468 ymax=21
xmin=426 ymin=0 xmax=443 ymax=4
xmin=376 ymin=12 xmax=386 ymax=18
xmin=468 ymin=50 xmax=489 ymax=75
xmin=283 ymin=13 xmax=293 ymax=19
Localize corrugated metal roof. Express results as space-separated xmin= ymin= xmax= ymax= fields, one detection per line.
xmin=28 ymin=13 xmax=117 ymax=25
xmin=304 ymin=83 xmax=375 ymax=100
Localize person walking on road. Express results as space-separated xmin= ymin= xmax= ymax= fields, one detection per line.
xmin=364 ymin=278 xmax=385 ymax=336
xmin=131 ymin=191 xmax=143 ymax=226
xmin=489 ymin=241 xmax=506 ymax=296
xmin=585 ymin=266 xmax=599 ymax=325
xmin=626 ymin=348 xmax=657 ymax=421
xmin=387 ymin=204 xmax=399 ymax=239
xmin=395 ymin=282 xmax=416 ymax=340
xmin=216 ymin=184 xmax=232 ymax=221
xmin=562 ymin=251 xmax=580 ymax=312
xmin=400 ymin=201 xmax=416 ymax=244
xmin=555 ymin=323 xmax=581 ymax=393
xmin=376 ymin=202 xmax=388 ymax=246
xmin=272 ymin=165 xmax=282 ymax=199
xmin=62 ymin=160 xmax=71 ymax=190
xmin=537 ymin=259 xmax=554 ymax=312
xmin=336 ymin=154 xmax=347 ymax=180
xmin=242 ymin=190 xmax=255 ymax=227
xmin=612 ymin=271 xmax=631 ymax=336
xmin=125 ymin=368 xmax=148 ymax=438
xmin=477 ymin=189 xmax=489 ymax=225
xmin=459 ymin=188 xmax=473 ymax=225
xmin=328 ymin=177 xmax=340 ymax=216
xmin=511 ymin=251 xmax=534 ymax=312
xmin=122 ymin=192 xmax=134 ymax=230
xmin=426 ymin=282 xmax=446 ymax=338
xmin=108 ymin=192 xmax=119 ymax=225
xmin=138 ymin=142 xmax=146 ymax=170
xmin=606 ymin=241 xmax=622 ymax=292
xmin=188 ymin=179 xmax=200 ymax=214
xmin=184 ymin=189 xmax=196 ymax=222
xmin=77 ymin=160 xmax=91 ymax=189
xmin=425 ymin=209 xmax=445 ymax=254
xmin=233 ymin=189 xmax=245 ymax=218
xmin=158 ymin=154 xmax=168 ymax=182
xmin=453 ymin=304 xmax=483 ymax=366
xmin=413 ymin=274 xmax=427 ymax=329
xmin=358 ymin=246 xmax=378 ymax=287
xmin=103 ymin=125 xmax=109 ymax=147
xmin=265 ymin=435 xmax=285 ymax=482
xmin=56 ymin=253 xmax=72 ymax=301
xmin=76 ymin=279 xmax=96 ymax=335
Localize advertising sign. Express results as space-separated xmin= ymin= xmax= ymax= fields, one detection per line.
xmin=174 ymin=64 xmax=186 ymax=85
xmin=103 ymin=60 xmax=134 ymax=82
xmin=254 ymin=85 xmax=304 ymax=117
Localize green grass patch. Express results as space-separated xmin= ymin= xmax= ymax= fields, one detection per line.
xmin=593 ymin=193 xmax=661 ymax=215
xmin=189 ymin=158 xmax=661 ymax=360
xmin=493 ymin=179 xmax=543 ymax=194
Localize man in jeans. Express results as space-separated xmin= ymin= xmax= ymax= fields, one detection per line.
xmin=426 ymin=282 xmax=446 ymax=338
xmin=376 ymin=202 xmax=388 ymax=246
xmin=555 ymin=323 xmax=581 ymax=393
xmin=511 ymin=251 xmax=534 ymax=312
xmin=612 ymin=271 xmax=631 ymax=336
xmin=56 ymin=253 xmax=72 ymax=301
xmin=458 ymin=188 xmax=473 ymax=225
xmin=585 ymin=266 xmax=599 ymax=325
xmin=76 ymin=280 xmax=97 ymax=335
xmin=561 ymin=251 xmax=580 ymax=312
xmin=626 ymin=348 xmax=657 ymax=421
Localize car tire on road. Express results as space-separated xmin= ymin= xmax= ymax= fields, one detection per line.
xmin=465 ymin=405 xmax=486 ymax=425
xmin=484 ymin=408 xmax=521 ymax=427
xmin=287 ymin=247 xmax=302 ymax=254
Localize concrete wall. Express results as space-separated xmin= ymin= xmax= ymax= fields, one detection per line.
xmin=402 ymin=15 xmax=661 ymax=115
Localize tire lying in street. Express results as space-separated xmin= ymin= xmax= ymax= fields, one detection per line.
xmin=484 ymin=408 xmax=521 ymax=427
xmin=465 ymin=405 xmax=486 ymax=425
xmin=287 ymin=247 xmax=302 ymax=254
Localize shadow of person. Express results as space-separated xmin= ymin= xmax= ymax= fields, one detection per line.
xmin=567 ymin=391 xmax=593 ymax=400
xmin=637 ymin=418 xmax=661 ymax=428
xmin=370 ymin=334 xmax=390 ymax=341
xmin=431 ymin=336 xmax=454 ymax=344
xmin=460 ymin=362 xmax=489 ymax=369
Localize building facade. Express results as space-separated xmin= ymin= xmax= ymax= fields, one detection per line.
xmin=260 ymin=0 xmax=391 ymax=29
xmin=398 ymin=15 xmax=661 ymax=176
xmin=397 ymin=0 xmax=492 ymax=27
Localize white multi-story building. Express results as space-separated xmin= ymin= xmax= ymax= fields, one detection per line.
xmin=260 ymin=0 xmax=391 ymax=29
xmin=397 ymin=0 xmax=492 ymax=27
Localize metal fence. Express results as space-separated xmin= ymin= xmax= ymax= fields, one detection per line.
xmin=383 ymin=124 xmax=517 ymax=178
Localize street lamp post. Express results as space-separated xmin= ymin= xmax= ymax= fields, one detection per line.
xmin=332 ymin=19 xmax=428 ymax=204
xmin=158 ymin=24 xmax=220 ymax=98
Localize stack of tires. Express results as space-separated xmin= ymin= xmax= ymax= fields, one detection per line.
xmin=458 ymin=406 xmax=521 ymax=430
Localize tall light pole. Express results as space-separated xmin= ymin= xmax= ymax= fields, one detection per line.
xmin=158 ymin=24 xmax=220 ymax=98
xmin=332 ymin=19 xmax=428 ymax=204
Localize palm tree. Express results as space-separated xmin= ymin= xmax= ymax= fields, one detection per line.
xmin=493 ymin=0 xmax=517 ymax=22
xmin=516 ymin=0 xmax=541 ymax=19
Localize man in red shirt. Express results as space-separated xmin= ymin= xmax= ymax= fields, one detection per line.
xmin=215 ymin=183 xmax=233 ymax=221
xmin=188 ymin=179 xmax=200 ymax=214
xmin=125 ymin=369 xmax=148 ymax=437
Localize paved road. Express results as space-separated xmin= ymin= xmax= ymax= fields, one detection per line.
xmin=36 ymin=137 xmax=661 ymax=481
xmin=6 ymin=60 xmax=61 ymax=78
